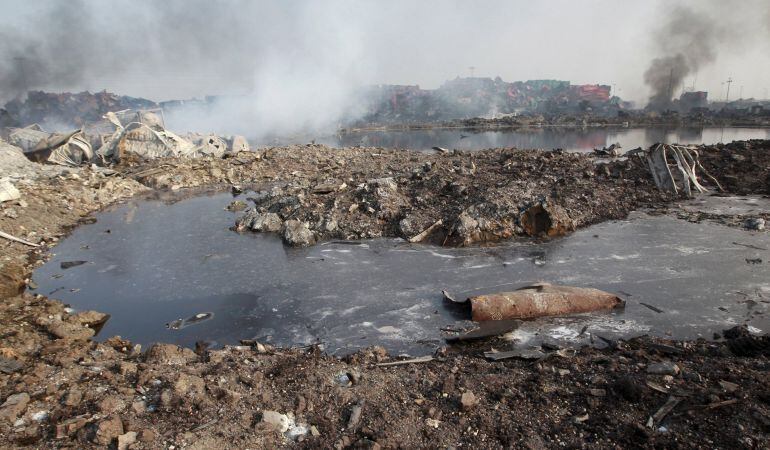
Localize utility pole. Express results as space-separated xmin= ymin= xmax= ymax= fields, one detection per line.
xmin=666 ymin=68 xmax=674 ymax=103
xmin=739 ymin=85 xmax=743 ymax=100
xmin=724 ymin=77 xmax=733 ymax=103
xmin=468 ymin=66 xmax=475 ymax=78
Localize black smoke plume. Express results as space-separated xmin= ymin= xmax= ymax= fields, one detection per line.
xmin=643 ymin=6 xmax=721 ymax=110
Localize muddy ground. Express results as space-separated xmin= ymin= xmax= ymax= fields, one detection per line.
xmin=0 ymin=140 xmax=769 ymax=448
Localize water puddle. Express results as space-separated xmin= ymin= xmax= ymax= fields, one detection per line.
xmin=31 ymin=193 xmax=770 ymax=355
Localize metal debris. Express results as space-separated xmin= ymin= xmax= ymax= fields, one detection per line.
xmin=483 ymin=348 xmax=546 ymax=361
xmin=0 ymin=230 xmax=40 ymax=247
xmin=463 ymin=283 xmax=624 ymax=321
xmin=638 ymin=143 xmax=722 ymax=197
xmin=376 ymin=356 xmax=434 ymax=367
xmin=647 ymin=396 xmax=682 ymax=428
xmin=445 ymin=320 xmax=519 ymax=342
xmin=408 ymin=219 xmax=443 ymax=243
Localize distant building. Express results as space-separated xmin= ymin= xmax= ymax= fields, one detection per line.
xmin=679 ymin=91 xmax=708 ymax=112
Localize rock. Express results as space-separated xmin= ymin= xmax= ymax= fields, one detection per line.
xmin=460 ymin=391 xmax=478 ymax=410
xmin=453 ymin=211 xmax=481 ymax=245
xmin=398 ymin=216 xmax=420 ymax=237
xmin=46 ymin=320 xmax=95 ymax=340
xmin=719 ymin=380 xmax=739 ymax=393
xmin=354 ymin=438 xmax=381 ymax=449
xmin=0 ymin=179 xmax=21 ymax=203
xmin=682 ymin=370 xmax=702 ymax=382
xmin=313 ymin=179 xmax=345 ymax=194
xmin=251 ymin=212 xmax=282 ymax=232
xmin=448 ymin=182 xmax=467 ymax=196
xmin=105 ymin=336 xmax=133 ymax=352
xmin=282 ymin=220 xmax=316 ymax=247
xmin=160 ymin=389 xmax=177 ymax=407
xmin=63 ymin=388 xmax=83 ymax=407
xmin=94 ymin=414 xmax=124 ymax=445
xmin=71 ymin=310 xmax=110 ymax=328
xmin=117 ymin=431 xmax=138 ymax=450
xmin=131 ymin=400 xmax=147 ymax=415
xmin=0 ymin=262 xmax=26 ymax=298
xmin=723 ymin=325 xmax=750 ymax=339
xmin=138 ymin=428 xmax=157 ymax=442
xmin=56 ymin=416 xmax=87 ymax=438
xmin=174 ymin=373 xmax=206 ymax=397
xmin=31 ymin=410 xmax=48 ymax=422
xmin=98 ymin=395 xmax=127 ymax=413
xmin=369 ymin=346 xmax=388 ymax=362
xmin=319 ymin=217 xmax=338 ymax=233
xmin=261 ymin=410 xmax=290 ymax=433
xmin=0 ymin=392 xmax=30 ymax=423
xmin=0 ymin=356 xmax=22 ymax=374
xmin=347 ymin=401 xmax=364 ymax=430
xmin=144 ymin=343 xmax=198 ymax=365
xmin=118 ymin=361 xmax=138 ymax=377
xmin=647 ymin=361 xmax=680 ymax=376
xmin=17 ymin=423 xmax=42 ymax=443
xmin=225 ymin=200 xmax=247 ymax=212
xmin=589 ymin=388 xmax=607 ymax=397
xmin=745 ymin=218 xmax=766 ymax=231
xmin=236 ymin=208 xmax=283 ymax=232
xmin=210 ymin=167 xmax=224 ymax=179
xmin=367 ymin=177 xmax=397 ymax=194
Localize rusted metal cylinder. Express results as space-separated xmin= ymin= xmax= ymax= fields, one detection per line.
xmin=469 ymin=283 xmax=623 ymax=321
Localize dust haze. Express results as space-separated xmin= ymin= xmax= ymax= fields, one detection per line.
xmin=0 ymin=0 xmax=769 ymax=135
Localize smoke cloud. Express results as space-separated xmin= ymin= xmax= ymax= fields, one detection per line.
xmin=1 ymin=0 xmax=769 ymax=135
xmin=643 ymin=6 xmax=723 ymax=109
xmin=0 ymin=0 xmax=374 ymax=136
xmin=644 ymin=1 xmax=770 ymax=109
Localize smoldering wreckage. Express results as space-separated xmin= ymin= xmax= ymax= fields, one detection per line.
xmin=3 ymin=110 xmax=250 ymax=167
xmin=1 ymin=106 xmax=770 ymax=449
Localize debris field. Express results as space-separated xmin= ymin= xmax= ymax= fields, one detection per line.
xmin=1 ymin=134 xmax=769 ymax=448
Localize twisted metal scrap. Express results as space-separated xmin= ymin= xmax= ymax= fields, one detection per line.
xmin=635 ymin=143 xmax=723 ymax=197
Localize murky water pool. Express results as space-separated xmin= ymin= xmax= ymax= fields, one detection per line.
xmin=263 ymin=127 xmax=770 ymax=152
xmin=31 ymin=192 xmax=770 ymax=355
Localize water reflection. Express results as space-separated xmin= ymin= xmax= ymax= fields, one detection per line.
xmin=261 ymin=126 xmax=770 ymax=152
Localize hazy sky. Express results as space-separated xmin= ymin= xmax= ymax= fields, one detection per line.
xmin=1 ymin=0 xmax=768 ymax=105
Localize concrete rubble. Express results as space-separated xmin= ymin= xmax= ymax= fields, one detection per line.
xmin=2 ymin=109 xmax=250 ymax=168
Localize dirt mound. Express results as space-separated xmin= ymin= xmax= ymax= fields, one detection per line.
xmin=125 ymin=145 xmax=669 ymax=247
xmin=699 ymin=139 xmax=770 ymax=195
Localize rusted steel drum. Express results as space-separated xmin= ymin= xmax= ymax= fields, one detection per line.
xmin=469 ymin=283 xmax=624 ymax=321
